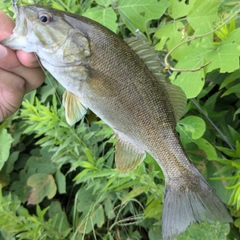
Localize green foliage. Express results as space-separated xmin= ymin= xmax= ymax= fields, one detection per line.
xmin=0 ymin=127 xmax=13 ymax=171
xmin=0 ymin=190 xmax=71 ymax=239
xmin=1 ymin=0 xmax=240 ymax=239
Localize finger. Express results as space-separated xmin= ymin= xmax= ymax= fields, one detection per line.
xmin=0 ymin=44 xmax=45 ymax=93
xmin=0 ymin=68 xmax=25 ymax=93
xmin=16 ymin=50 xmax=40 ymax=68
xmin=0 ymin=69 xmax=25 ymax=121
xmin=0 ymin=11 xmax=15 ymax=40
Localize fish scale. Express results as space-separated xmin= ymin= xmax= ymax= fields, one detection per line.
xmin=1 ymin=5 xmax=233 ymax=240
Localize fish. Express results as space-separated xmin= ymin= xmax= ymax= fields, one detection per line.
xmin=1 ymin=5 xmax=233 ymax=240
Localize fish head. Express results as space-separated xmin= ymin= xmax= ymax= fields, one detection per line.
xmin=2 ymin=5 xmax=91 ymax=67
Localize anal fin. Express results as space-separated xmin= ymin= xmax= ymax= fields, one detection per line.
xmin=115 ymin=133 xmax=146 ymax=173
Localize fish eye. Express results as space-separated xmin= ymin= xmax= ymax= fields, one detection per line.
xmin=38 ymin=12 xmax=52 ymax=24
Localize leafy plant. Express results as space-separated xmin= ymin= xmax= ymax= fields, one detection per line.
xmin=1 ymin=0 xmax=240 ymax=239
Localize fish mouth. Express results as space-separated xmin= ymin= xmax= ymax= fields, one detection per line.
xmin=1 ymin=6 xmax=32 ymax=51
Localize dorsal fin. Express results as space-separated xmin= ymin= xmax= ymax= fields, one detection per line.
xmin=125 ymin=38 xmax=165 ymax=79
xmin=125 ymin=38 xmax=187 ymax=122
xmin=162 ymin=82 xmax=187 ymax=122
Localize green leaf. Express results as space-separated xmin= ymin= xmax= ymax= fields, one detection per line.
xmin=82 ymin=6 xmax=118 ymax=33
xmin=219 ymin=69 xmax=240 ymax=90
xmin=144 ymin=198 xmax=162 ymax=219
xmin=205 ymin=43 xmax=240 ymax=73
xmin=0 ymin=128 xmax=13 ymax=171
xmin=168 ymin=0 xmax=196 ymax=19
xmin=96 ymin=0 xmax=112 ymax=7
xmin=48 ymin=201 xmax=71 ymax=231
xmin=234 ymin=108 xmax=240 ymax=120
xmin=171 ymin=71 xmax=205 ymax=99
xmin=118 ymin=0 xmax=169 ymax=32
xmin=169 ymin=42 xmax=208 ymax=98
xmin=154 ymin=21 xmax=185 ymax=60
xmin=187 ymin=0 xmax=221 ymax=34
xmin=221 ymin=83 xmax=240 ymax=97
xmin=194 ymin=138 xmax=218 ymax=160
xmin=122 ymin=186 xmax=147 ymax=202
xmin=27 ymin=173 xmax=57 ymax=205
xmin=224 ymin=28 xmax=240 ymax=45
xmin=77 ymin=204 xmax=105 ymax=233
xmin=177 ymin=116 xmax=206 ymax=140
xmin=204 ymin=92 xmax=221 ymax=112
xmin=177 ymin=221 xmax=230 ymax=240
xmin=55 ymin=170 xmax=66 ymax=194
xmin=104 ymin=197 xmax=115 ymax=219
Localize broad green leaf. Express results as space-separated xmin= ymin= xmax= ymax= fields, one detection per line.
xmin=77 ymin=204 xmax=104 ymax=233
xmin=76 ymin=188 xmax=96 ymax=213
xmin=177 ymin=116 xmax=206 ymax=141
xmin=55 ymin=170 xmax=66 ymax=194
xmin=4 ymin=151 xmax=20 ymax=174
xmin=205 ymin=43 xmax=240 ymax=73
xmin=225 ymin=28 xmax=240 ymax=45
xmin=0 ymin=128 xmax=13 ymax=171
xmin=104 ymin=197 xmax=115 ymax=219
xmin=118 ymin=0 xmax=169 ymax=32
xmin=48 ymin=201 xmax=70 ymax=230
xmin=144 ymin=198 xmax=162 ymax=219
xmin=168 ymin=0 xmax=196 ymax=19
xmin=26 ymin=147 xmax=57 ymax=174
xmin=194 ymin=138 xmax=218 ymax=160
xmin=177 ymin=221 xmax=230 ymax=240
xmin=169 ymin=42 xmax=209 ymax=98
xmin=92 ymin=204 xmax=105 ymax=228
xmin=82 ymin=6 xmax=117 ymax=33
xmin=27 ymin=173 xmax=57 ymax=205
xmin=171 ymin=71 xmax=205 ymax=99
xmin=155 ymin=21 xmax=185 ymax=60
xmin=96 ymin=0 xmax=112 ymax=7
xmin=187 ymin=0 xmax=221 ymax=34
xmin=234 ymin=218 xmax=240 ymax=228
xmin=177 ymin=117 xmax=218 ymax=160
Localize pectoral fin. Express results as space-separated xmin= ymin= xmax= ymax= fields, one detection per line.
xmin=62 ymin=29 xmax=90 ymax=63
xmin=62 ymin=91 xmax=87 ymax=126
xmin=115 ymin=134 xmax=146 ymax=173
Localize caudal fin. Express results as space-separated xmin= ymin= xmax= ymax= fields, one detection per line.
xmin=162 ymin=172 xmax=233 ymax=240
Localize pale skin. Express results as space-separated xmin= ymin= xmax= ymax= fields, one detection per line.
xmin=0 ymin=11 xmax=45 ymax=121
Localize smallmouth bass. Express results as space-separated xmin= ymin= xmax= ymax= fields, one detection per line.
xmin=2 ymin=5 xmax=233 ymax=239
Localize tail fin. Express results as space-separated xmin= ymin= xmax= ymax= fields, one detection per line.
xmin=162 ymin=172 xmax=233 ymax=240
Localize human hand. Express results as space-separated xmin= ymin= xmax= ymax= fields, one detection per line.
xmin=0 ymin=10 xmax=45 ymax=121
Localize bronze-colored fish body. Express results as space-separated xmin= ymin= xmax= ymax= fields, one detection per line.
xmin=2 ymin=5 xmax=233 ymax=240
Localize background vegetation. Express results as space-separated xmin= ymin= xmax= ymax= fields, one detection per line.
xmin=0 ymin=0 xmax=240 ymax=239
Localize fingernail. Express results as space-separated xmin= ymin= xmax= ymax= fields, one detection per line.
xmin=0 ymin=45 xmax=7 ymax=59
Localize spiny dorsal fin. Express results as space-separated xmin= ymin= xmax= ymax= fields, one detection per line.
xmin=62 ymin=91 xmax=87 ymax=126
xmin=125 ymin=38 xmax=187 ymax=122
xmin=125 ymin=37 xmax=165 ymax=79
xmin=115 ymin=133 xmax=146 ymax=173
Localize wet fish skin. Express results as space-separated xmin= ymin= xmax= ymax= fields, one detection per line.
xmin=1 ymin=5 xmax=233 ymax=239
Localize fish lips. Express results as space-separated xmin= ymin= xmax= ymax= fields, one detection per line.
xmin=1 ymin=6 xmax=33 ymax=52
